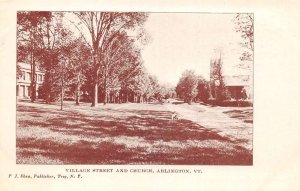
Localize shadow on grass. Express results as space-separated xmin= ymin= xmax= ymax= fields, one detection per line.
xmin=223 ymin=109 xmax=253 ymax=124
xmin=17 ymin=104 xmax=252 ymax=165
xmin=17 ymin=137 xmax=252 ymax=165
xmin=17 ymin=138 xmax=139 ymax=164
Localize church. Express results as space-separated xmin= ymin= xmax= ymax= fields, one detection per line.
xmin=209 ymin=56 xmax=252 ymax=101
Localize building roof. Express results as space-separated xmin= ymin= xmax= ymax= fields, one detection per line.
xmin=18 ymin=62 xmax=43 ymax=73
xmin=223 ymin=75 xmax=250 ymax=86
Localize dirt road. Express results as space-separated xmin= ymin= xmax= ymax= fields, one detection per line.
xmin=163 ymin=103 xmax=252 ymax=150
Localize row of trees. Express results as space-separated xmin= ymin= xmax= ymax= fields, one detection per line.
xmin=17 ymin=11 xmax=175 ymax=108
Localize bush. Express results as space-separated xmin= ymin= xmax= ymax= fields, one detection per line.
xmin=80 ymin=93 xmax=91 ymax=102
xmin=38 ymin=82 xmax=60 ymax=102
xmin=197 ymin=82 xmax=210 ymax=102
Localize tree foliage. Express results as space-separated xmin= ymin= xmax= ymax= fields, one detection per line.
xmin=209 ymin=56 xmax=230 ymax=102
xmin=72 ymin=12 xmax=148 ymax=106
xmin=234 ymin=13 xmax=254 ymax=70
xmin=17 ymin=11 xmax=53 ymax=102
xmin=176 ymin=70 xmax=199 ymax=104
xmin=196 ymin=76 xmax=209 ymax=102
xmin=17 ymin=12 xmax=172 ymax=107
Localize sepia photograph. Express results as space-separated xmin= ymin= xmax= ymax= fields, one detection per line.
xmin=16 ymin=12 xmax=253 ymax=165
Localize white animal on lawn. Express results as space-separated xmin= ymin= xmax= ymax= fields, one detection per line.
xmin=171 ymin=112 xmax=179 ymax=120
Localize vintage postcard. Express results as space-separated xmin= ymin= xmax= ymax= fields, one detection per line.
xmin=1 ymin=0 xmax=300 ymax=191
xmin=16 ymin=12 xmax=253 ymax=165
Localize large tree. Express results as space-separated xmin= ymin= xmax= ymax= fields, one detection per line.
xmin=17 ymin=11 xmax=53 ymax=102
xmin=17 ymin=12 xmax=75 ymax=105
xmin=234 ymin=13 xmax=254 ymax=100
xmin=102 ymin=32 xmax=141 ymax=104
xmin=234 ymin=13 xmax=254 ymax=70
xmin=64 ymin=37 xmax=91 ymax=105
xmin=72 ymin=12 xmax=148 ymax=107
xmin=37 ymin=13 xmax=75 ymax=104
xmin=176 ymin=70 xmax=199 ymax=104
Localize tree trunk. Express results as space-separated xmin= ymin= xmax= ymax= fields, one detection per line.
xmin=30 ymin=52 xmax=36 ymax=103
xmin=103 ymin=91 xmax=107 ymax=105
xmin=75 ymin=72 xmax=81 ymax=105
xmin=91 ymin=82 xmax=98 ymax=107
xmin=46 ymin=94 xmax=50 ymax=104
xmin=119 ymin=92 xmax=122 ymax=103
xmin=113 ymin=92 xmax=116 ymax=103
xmin=91 ymin=52 xmax=99 ymax=107
xmin=106 ymin=92 xmax=109 ymax=104
xmin=103 ymin=75 xmax=107 ymax=105
xmin=75 ymin=84 xmax=80 ymax=105
xmin=91 ymin=65 xmax=99 ymax=107
xmin=60 ymin=77 xmax=64 ymax=110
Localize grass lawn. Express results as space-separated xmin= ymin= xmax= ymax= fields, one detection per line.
xmin=16 ymin=100 xmax=252 ymax=165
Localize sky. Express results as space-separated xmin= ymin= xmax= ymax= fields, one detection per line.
xmin=141 ymin=13 xmax=248 ymax=86
xmin=64 ymin=12 xmax=250 ymax=86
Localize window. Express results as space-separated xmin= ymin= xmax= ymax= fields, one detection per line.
xmin=27 ymin=72 xmax=31 ymax=81
xmin=39 ymin=74 xmax=42 ymax=82
xmin=22 ymin=71 xmax=25 ymax=80
xmin=27 ymin=86 xmax=31 ymax=97
xmin=21 ymin=85 xmax=25 ymax=97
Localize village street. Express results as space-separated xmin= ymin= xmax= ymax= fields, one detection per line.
xmin=15 ymin=12 xmax=254 ymax=166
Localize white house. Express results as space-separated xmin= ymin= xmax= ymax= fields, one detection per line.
xmin=16 ymin=62 xmax=45 ymax=98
